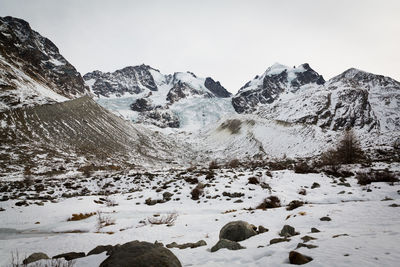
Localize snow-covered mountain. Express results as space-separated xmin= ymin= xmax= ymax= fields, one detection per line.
xmin=0 ymin=16 xmax=89 ymax=111
xmin=233 ymin=63 xmax=399 ymax=133
xmin=84 ymin=65 xmax=232 ymax=129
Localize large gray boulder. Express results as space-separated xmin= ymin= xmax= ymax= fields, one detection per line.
xmin=219 ymin=221 xmax=257 ymax=242
xmin=100 ymin=241 xmax=181 ymax=267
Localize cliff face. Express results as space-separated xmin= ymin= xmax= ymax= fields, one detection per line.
xmin=0 ymin=16 xmax=88 ymax=111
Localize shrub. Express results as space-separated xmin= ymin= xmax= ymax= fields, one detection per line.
xmin=147 ymin=212 xmax=178 ymax=226
xmin=96 ymin=211 xmax=115 ymax=231
xmin=209 ymin=160 xmax=219 ymax=170
xmin=356 ymin=170 xmax=399 ymax=185
xmin=191 ymin=183 xmax=205 ymax=200
xmin=227 ymin=159 xmax=240 ymax=168
xmin=256 ymin=196 xmax=281 ymax=210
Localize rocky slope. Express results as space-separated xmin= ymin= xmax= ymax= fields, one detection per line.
xmin=0 ymin=96 xmax=194 ymax=178
xmin=84 ymin=66 xmax=231 ymax=128
xmin=0 ymin=16 xmax=89 ymax=111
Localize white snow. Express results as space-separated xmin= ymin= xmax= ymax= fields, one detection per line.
xmin=0 ymin=166 xmax=399 ymax=266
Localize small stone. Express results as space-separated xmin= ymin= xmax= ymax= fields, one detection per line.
xmin=301 ymin=235 xmax=317 ymax=243
xmin=311 ymin=227 xmax=320 ymax=233
xmin=279 ymin=225 xmax=299 ymax=237
xmin=311 ymin=182 xmax=320 ymax=189
xmin=296 ymin=243 xmax=318 ymax=249
xmin=320 ymin=216 xmax=331 ymax=221
xmin=53 ymin=252 xmax=86 ymax=261
xmin=211 ymin=239 xmax=245 ymax=252
xmin=269 ymin=238 xmax=291 ymax=245
xmin=258 ymin=225 xmax=269 ymax=234
xmin=289 ymin=250 xmax=313 ymax=265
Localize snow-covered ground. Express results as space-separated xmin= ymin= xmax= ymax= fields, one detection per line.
xmin=0 ymin=163 xmax=399 ymax=266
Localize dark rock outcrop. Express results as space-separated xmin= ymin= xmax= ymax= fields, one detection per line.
xmin=289 ymin=251 xmax=313 ymax=265
xmin=204 ymin=77 xmax=231 ymax=98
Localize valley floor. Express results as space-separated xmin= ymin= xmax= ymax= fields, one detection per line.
xmin=0 ymin=163 xmax=399 ymax=266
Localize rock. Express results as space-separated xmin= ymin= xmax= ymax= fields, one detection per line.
xmin=269 ymin=238 xmax=291 ymax=245
xmin=286 ymin=200 xmax=304 ymax=211
xmin=311 ymin=227 xmax=320 ymax=233
xmin=258 ymin=225 xmax=269 ymax=234
xmin=87 ymin=245 xmax=116 ymax=256
xmin=311 ymin=182 xmax=320 ymax=189
xmin=279 ymin=225 xmax=299 ymax=237
xmin=210 ymin=239 xmax=245 ymax=252
xmin=301 ymin=235 xmax=317 ymax=243
xmin=289 ymin=250 xmax=313 ymax=265
xmin=320 ymin=216 xmax=331 ymax=221
xmin=53 ymin=252 xmax=86 ymax=261
xmin=100 ymin=240 xmax=181 ymax=267
xmin=145 ymin=198 xmax=157 ymax=206
xmin=23 ymin=252 xmax=49 ymax=264
xmin=204 ymin=77 xmax=231 ymax=98
xmin=166 ymin=240 xmax=207 ymax=249
xmin=163 ymin=192 xmax=174 ymax=201
xmin=389 ymin=203 xmax=400 ymax=207
xmin=296 ymin=243 xmax=318 ymax=249
xmin=219 ymin=221 xmax=258 ymax=242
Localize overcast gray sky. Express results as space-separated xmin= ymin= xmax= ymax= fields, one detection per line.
xmin=1 ymin=0 xmax=399 ymax=93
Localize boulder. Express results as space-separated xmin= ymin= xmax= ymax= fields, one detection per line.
xmin=270 ymin=238 xmax=291 ymax=245
xmin=211 ymin=239 xmax=245 ymax=252
xmin=289 ymin=250 xmax=313 ymax=265
xmin=311 ymin=227 xmax=320 ymax=233
xmin=258 ymin=225 xmax=269 ymax=234
xmin=219 ymin=221 xmax=257 ymax=242
xmin=279 ymin=225 xmax=299 ymax=237
xmin=23 ymin=252 xmax=49 ymax=264
xmin=100 ymin=240 xmax=181 ymax=267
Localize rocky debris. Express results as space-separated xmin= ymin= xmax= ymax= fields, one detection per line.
xmin=296 ymin=243 xmax=318 ymax=249
xmin=258 ymin=225 xmax=269 ymax=234
xmin=332 ymin=234 xmax=349 ymax=238
xmin=289 ymin=251 xmax=313 ymax=265
xmin=100 ymin=241 xmax=181 ymax=267
xmin=389 ymin=203 xmax=400 ymax=207
xmin=270 ymin=238 xmax=291 ymax=245
xmin=204 ymin=77 xmax=231 ymax=98
xmin=311 ymin=227 xmax=320 ymax=233
xmin=257 ymin=195 xmax=281 ymax=209
xmin=219 ymin=221 xmax=258 ymax=242
xmin=166 ymin=240 xmax=207 ymax=249
xmin=84 ymin=65 xmax=157 ymax=97
xmin=87 ymin=245 xmax=116 ymax=256
xmin=320 ymin=216 xmax=332 ymax=221
xmin=0 ymin=16 xmax=88 ymax=110
xmin=286 ymin=200 xmax=304 ymax=211
xmin=53 ymin=252 xmax=86 ymax=261
xmin=210 ymin=239 xmax=245 ymax=252
xmin=163 ymin=192 xmax=174 ymax=201
xmin=23 ymin=252 xmax=50 ymax=264
xmin=279 ymin=225 xmax=299 ymax=237
xmin=137 ymin=107 xmax=180 ymax=128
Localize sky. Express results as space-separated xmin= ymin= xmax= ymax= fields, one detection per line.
xmin=1 ymin=0 xmax=399 ymax=93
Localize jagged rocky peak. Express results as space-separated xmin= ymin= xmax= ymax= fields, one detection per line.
xmin=329 ymin=67 xmax=400 ymax=88
xmin=204 ymin=77 xmax=232 ymax=98
xmin=83 ymin=64 xmax=158 ymax=97
xmin=232 ymin=63 xmax=324 ymax=113
xmin=0 ymin=16 xmax=88 ymax=110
